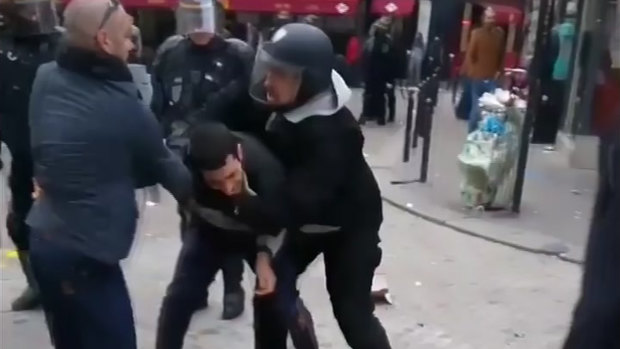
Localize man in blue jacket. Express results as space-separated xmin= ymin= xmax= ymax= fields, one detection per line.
xmin=26 ymin=0 xmax=192 ymax=348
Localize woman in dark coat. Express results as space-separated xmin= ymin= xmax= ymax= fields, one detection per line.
xmin=563 ymin=119 xmax=620 ymax=349
xmin=360 ymin=22 xmax=397 ymax=125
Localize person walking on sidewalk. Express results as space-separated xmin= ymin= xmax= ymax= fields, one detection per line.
xmin=361 ymin=18 xmax=397 ymax=125
xmin=27 ymin=0 xmax=192 ymax=347
xmin=461 ymin=7 xmax=505 ymax=132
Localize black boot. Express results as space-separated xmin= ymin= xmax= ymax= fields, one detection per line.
xmin=11 ymin=252 xmax=41 ymax=311
xmin=222 ymin=288 xmax=245 ymax=320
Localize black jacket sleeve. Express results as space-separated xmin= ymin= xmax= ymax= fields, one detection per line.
xmin=150 ymin=62 xmax=166 ymax=121
xmin=286 ymin=126 xmax=361 ymax=224
xmin=129 ymin=102 xmax=192 ymax=205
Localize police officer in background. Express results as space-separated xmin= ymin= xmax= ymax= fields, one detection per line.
xmin=150 ymin=0 xmax=257 ymax=320
xmin=250 ymin=23 xmax=393 ymax=348
xmin=0 ymin=0 xmax=62 ymax=312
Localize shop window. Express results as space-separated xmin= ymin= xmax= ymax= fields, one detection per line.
xmin=592 ymin=0 xmax=620 ymax=133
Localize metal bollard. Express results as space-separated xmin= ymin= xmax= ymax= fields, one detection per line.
xmin=402 ymin=88 xmax=417 ymax=162
xmin=412 ymin=79 xmax=428 ymax=149
xmin=419 ymin=96 xmax=434 ymax=183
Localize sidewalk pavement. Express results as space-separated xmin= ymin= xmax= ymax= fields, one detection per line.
xmin=350 ymin=89 xmax=596 ymax=264
xmin=1 ymin=199 xmax=579 ymax=349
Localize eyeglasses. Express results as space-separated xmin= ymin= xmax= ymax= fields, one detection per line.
xmin=98 ymin=0 xmax=120 ymax=30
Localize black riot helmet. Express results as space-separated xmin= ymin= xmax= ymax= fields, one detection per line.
xmin=0 ymin=0 xmax=59 ymax=36
xmin=250 ymin=23 xmax=334 ymax=107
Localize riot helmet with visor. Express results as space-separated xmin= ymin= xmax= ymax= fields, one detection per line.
xmin=249 ymin=23 xmax=334 ymax=108
xmin=176 ymin=0 xmax=223 ymax=36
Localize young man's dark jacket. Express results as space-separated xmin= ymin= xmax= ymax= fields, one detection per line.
xmin=186 ymin=132 xmax=288 ymax=252
xmin=27 ymin=45 xmax=192 ymax=264
xmin=150 ymin=35 xmax=261 ymax=148
xmin=264 ymin=71 xmax=383 ymax=233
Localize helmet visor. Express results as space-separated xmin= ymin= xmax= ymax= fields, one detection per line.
xmin=6 ymin=0 xmax=59 ymax=35
xmin=176 ymin=0 xmax=221 ymax=35
xmin=249 ymin=44 xmax=305 ymax=105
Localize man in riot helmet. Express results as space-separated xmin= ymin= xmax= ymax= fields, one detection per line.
xmin=0 ymin=0 xmax=62 ymax=312
xmin=250 ymin=23 xmax=393 ymax=349
xmin=150 ymin=0 xmax=258 ymax=320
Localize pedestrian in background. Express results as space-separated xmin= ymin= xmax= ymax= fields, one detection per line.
xmin=460 ymin=7 xmax=505 ymax=132
xmin=361 ymin=17 xmax=397 ymax=125
xmin=406 ymin=33 xmax=425 ymax=87
xmin=346 ymin=34 xmax=362 ymax=87
xmin=563 ymin=119 xmax=620 ymax=349
xmin=26 ymin=0 xmax=192 ymax=347
xmin=0 ymin=0 xmax=63 ymax=312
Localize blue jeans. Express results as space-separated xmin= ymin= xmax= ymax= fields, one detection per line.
xmin=455 ymin=78 xmax=472 ymax=120
xmin=468 ymin=79 xmax=498 ymax=133
xmin=30 ymin=233 xmax=136 ymax=349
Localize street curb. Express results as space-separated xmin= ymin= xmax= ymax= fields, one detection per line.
xmin=381 ymin=195 xmax=584 ymax=265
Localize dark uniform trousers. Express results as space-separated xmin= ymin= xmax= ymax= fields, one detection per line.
xmin=156 ymin=228 xmax=315 ymax=349
xmin=3 ymin=132 xmax=34 ymax=251
xmin=386 ymin=82 xmax=396 ymax=122
xmin=179 ymin=209 xmax=244 ymax=294
xmin=285 ymin=222 xmax=392 ymax=349
xmin=30 ymin=231 xmax=137 ymax=349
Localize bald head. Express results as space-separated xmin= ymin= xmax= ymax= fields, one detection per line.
xmin=64 ymin=0 xmax=134 ymax=61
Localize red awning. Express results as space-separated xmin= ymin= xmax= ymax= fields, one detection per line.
xmin=476 ymin=2 xmax=524 ymax=23
xmin=228 ymin=0 xmax=359 ymax=15
xmin=371 ymin=0 xmax=416 ymax=16
xmin=124 ymin=0 xmax=178 ymax=7
xmin=488 ymin=4 xmax=524 ymax=23
xmin=59 ymin=0 xmax=178 ymax=8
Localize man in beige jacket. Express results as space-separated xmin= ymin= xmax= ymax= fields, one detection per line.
xmin=462 ymin=7 xmax=505 ymax=132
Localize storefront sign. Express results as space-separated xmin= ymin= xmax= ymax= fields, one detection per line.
xmin=384 ymin=2 xmax=398 ymax=13
xmin=335 ymin=2 xmax=350 ymax=14
xmin=228 ymin=0 xmax=359 ymax=15
xmin=371 ymin=0 xmax=415 ymax=16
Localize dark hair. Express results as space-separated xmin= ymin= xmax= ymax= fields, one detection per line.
xmin=188 ymin=122 xmax=240 ymax=171
xmin=563 ymin=128 xmax=620 ymax=349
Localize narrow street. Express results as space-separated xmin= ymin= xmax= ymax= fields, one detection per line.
xmin=1 ymin=90 xmax=584 ymax=348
